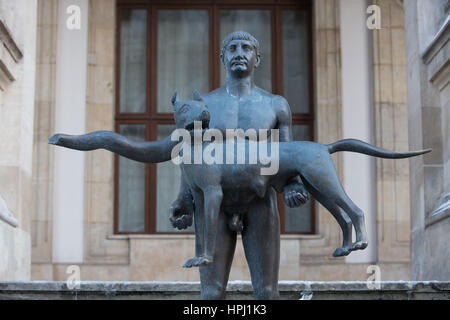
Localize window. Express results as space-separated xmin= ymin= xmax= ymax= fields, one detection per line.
xmin=115 ymin=0 xmax=314 ymax=234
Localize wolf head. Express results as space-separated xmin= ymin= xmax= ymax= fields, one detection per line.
xmin=171 ymin=91 xmax=210 ymax=131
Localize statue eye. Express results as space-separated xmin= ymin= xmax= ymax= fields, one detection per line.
xmin=179 ymin=104 xmax=189 ymax=114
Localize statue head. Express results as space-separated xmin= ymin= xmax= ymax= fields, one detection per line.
xmin=171 ymin=91 xmax=210 ymax=130
xmin=220 ymin=31 xmax=261 ymax=75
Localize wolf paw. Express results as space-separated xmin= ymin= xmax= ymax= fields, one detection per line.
xmin=182 ymin=256 xmax=213 ymax=268
xmin=350 ymin=241 xmax=368 ymax=251
xmin=197 ymin=255 xmax=213 ymax=266
xmin=182 ymin=257 xmax=199 ymax=268
xmin=332 ymin=247 xmax=351 ymax=257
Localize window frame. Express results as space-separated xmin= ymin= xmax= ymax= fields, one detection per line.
xmin=114 ymin=0 xmax=315 ymax=235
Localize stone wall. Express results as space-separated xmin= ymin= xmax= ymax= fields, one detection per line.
xmin=0 ymin=0 xmax=37 ymax=280
xmin=30 ymin=0 xmax=417 ymax=282
xmin=404 ymin=0 xmax=450 ymax=280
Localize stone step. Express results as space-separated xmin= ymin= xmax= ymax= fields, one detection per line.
xmin=0 ymin=281 xmax=449 ymax=300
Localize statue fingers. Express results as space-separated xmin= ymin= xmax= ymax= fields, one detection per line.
xmin=182 ymin=214 xmax=193 ymax=228
xmin=284 ymin=191 xmax=297 ymax=208
xmin=172 ymin=214 xmax=193 ymax=230
xmin=302 ymin=190 xmax=310 ymax=201
xmin=297 ymin=185 xmax=310 ymax=201
xmin=173 ymin=217 xmax=187 ymax=230
xmin=295 ymin=192 xmax=307 ymax=205
xmin=291 ymin=193 xmax=302 ymax=206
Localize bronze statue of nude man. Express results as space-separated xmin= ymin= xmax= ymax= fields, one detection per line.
xmin=48 ymin=31 xmax=310 ymax=300
xmin=169 ymin=31 xmax=309 ymax=299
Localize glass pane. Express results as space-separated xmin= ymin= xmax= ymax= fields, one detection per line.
xmin=119 ymin=9 xmax=147 ymax=113
xmin=118 ymin=124 xmax=147 ymax=232
xmin=156 ymin=124 xmax=195 ymax=232
xmin=282 ymin=10 xmax=310 ymax=114
xmin=220 ymin=10 xmax=272 ymax=92
xmin=157 ymin=10 xmax=209 ymax=113
xmin=284 ymin=124 xmax=312 ymax=233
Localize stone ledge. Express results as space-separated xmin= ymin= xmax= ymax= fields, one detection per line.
xmin=0 ymin=281 xmax=449 ymax=300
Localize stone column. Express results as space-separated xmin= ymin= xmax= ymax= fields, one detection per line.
xmin=31 ymin=0 xmax=58 ymax=280
xmin=371 ymin=0 xmax=412 ymax=278
xmin=82 ymin=0 xmax=130 ymax=268
xmin=52 ymin=0 xmax=88 ymax=264
xmin=339 ymin=0 xmax=377 ymax=264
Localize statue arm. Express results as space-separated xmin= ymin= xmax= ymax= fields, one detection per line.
xmin=274 ymin=96 xmax=310 ymax=207
xmin=48 ymin=130 xmax=178 ymax=163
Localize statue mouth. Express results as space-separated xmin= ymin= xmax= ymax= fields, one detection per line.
xmin=185 ymin=119 xmax=210 ymax=131
xmin=231 ymin=60 xmax=247 ymax=67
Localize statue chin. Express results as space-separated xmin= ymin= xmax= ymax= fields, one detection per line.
xmin=229 ymin=65 xmax=249 ymax=76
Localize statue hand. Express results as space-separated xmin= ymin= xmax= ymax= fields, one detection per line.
xmin=169 ymin=193 xmax=194 ymax=230
xmin=283 ymin=182 xmax=309 ymax=208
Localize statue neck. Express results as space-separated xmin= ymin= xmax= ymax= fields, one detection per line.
xmin=225 ymin=74 xmax=255 ymax=97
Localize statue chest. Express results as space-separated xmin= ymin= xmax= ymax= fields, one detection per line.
xmin=209 ymin=99 xmax=278 ymax=135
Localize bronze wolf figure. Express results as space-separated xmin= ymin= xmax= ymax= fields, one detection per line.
xmin=49 ymin=91 xmax=431 ymax=264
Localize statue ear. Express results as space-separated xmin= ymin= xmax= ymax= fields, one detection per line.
xmin=255 ymin=53 xmax=261 ymax=69
xmin=220 ymin=53 xmax=226 ymax=68
xmin=171 ymin=92 xmax=179 ymax=106
xmin=193 ymin=90 xmax=203 ymax=102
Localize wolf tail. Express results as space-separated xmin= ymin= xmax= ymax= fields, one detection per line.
xmin=327 ymin=139 xmax=431 ymax=159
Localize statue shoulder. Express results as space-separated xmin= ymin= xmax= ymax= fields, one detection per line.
xmin=269 ymin=93 xmax=291 ymax=119
xmin=270 ymin=94 xmax=289 ymax=108
xmin=201 ymin=87 xmax=226 ymax=100
xmin=253 ymin=87 xmax=289 ymax=107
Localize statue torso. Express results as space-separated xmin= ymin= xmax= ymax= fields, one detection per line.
xmin=186 ymin=86 xmax=283 ymax=207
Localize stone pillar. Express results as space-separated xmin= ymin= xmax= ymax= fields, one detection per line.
xmin=371 ymin=0 xmax=412 ymax=277
xmin=339 ymin=0 xmax=376 ymax=264
xmin=31 ymin=0 xmax=58 ymax=280
xmin=0 ymin=0 xmax=37 ymax=280
xmin=52 ymin=0 xmax=88 ymax=264
xmin=83 ymin=0 xmax=129 ymax=268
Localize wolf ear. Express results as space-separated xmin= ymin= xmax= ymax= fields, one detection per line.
xmin=171 ymin=92 xmax=179 ymax=106
xmin=193 ymin=90 xmax=203 ymax=102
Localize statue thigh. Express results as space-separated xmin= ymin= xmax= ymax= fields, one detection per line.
xmin=241 ymin=188 xmax=281 ymax=300
xmin=193 ymin=188 xmax=281 ymax=300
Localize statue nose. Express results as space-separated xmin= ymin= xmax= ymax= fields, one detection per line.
xmin=201 ymin=110 xmax=210 ymax=119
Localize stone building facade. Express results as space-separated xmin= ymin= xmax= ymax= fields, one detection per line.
xmin=0 ymin=0 xmax=37 ymax=280
xmin=0 ymin=0 xmax=448 ymax=283
xmin=404 ymin=0 xmax=450 ymax=280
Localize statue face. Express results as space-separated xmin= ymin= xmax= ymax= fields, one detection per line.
xmin=222 ymin=39 xmax=260 ymax=76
